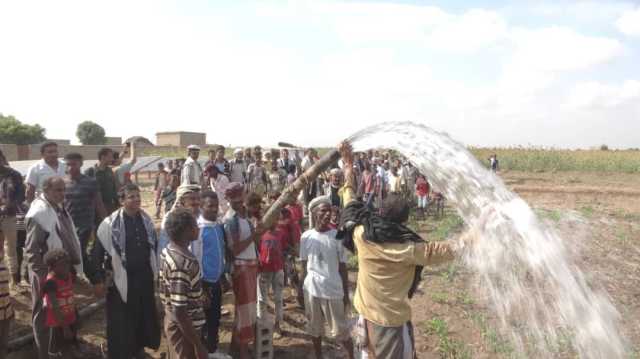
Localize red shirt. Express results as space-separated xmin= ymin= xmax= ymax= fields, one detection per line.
xmin=416 ymin=177 xmax=430 ymax=197
xmin=259 ymin=229 xmax=287 ymax=272
xmin=286 ymin=204 xmax=303 ymax=224
xmin=43 ymin=273 xmax=76 ymax=327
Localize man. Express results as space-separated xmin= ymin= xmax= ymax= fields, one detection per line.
xmin=0 ymin=250 xmax=13 ymax=359
xmin=161 ymin=170 xmax=181 ymax=216
xmin=223 ymin=183 xmax=263 ymax=359
xmin=299 ymin=196 xmax=354 ymax=359
xmin=182 ymin=145 xmax=204 ymax=186
xmin=211 ymin=145 xmax=230 ymax=178
xmin=206 ymin=165 xmax=230 ymax=217
xmin=113 ymin=142 xmax=137 ymax=190
xmin=159 ymin=208 xmax=208 ymax=359
xmin=229 ymin=148 xmax=247 ymax=185
xmin=358 ymin=161 xmax=376 ymax=209
xmin=190 ymin=191 xmax=229 ymax=357
xmin=26 ymin=142 xmax=66 ymax=203
xmin=277 ymin=149 xmax=290 ymax=171
xmin=325 ymin=168 xmax=344 ymax=208
xmin=88 ymin=184 xmax=161 ymax=359
xmin=159 ymin=184 xmax=201 ymax=254
xmin=338 ymin=143 xmax=464 ymax=359
xmin=25 ymin=177 xmax=83 ymax=359
xmin=154 ymin=162 xmax=169 ymax=219
xmin=0 ymin=150 xmax=26 ymax=292
xmin=85 ymin=148 xmax=119 ymax=215
xmin=63 ymin=153 xmax=107 ymax=269
xmin=300 ymin=148 xmax=318 ymax=216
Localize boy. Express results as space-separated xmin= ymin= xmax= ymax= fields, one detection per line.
xmin=257 ymin=209 xmax=289 ymax=336
xmin=160 ymin=208 xmax=208 ymax=359
xmin=42 ymin=249 xmax=78 ymax=358
xmin=190 ymin=191 xmax=229 ymax=357
xmin=415 ymin=174 xmax=430 ymax=220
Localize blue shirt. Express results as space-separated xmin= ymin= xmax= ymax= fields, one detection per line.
xmin=190 ymin=216 xmax=225 ymax=283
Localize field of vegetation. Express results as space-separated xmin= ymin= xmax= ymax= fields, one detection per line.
xmin=470 ymin=147 xmax=640 ymax=173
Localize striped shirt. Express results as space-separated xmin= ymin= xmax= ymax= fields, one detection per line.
xmin=64 ymin=174 xmax=98 ymax=232
xmin=159 ymin=244 xmax=205 ymax=330
xmin=0 ymin=259 xmax=14 ymax=321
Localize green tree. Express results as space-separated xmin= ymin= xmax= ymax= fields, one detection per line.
xmin=76 ymin=121 xmax=106 ymax=145
xmin=0 ymin=113 xmax=47 ymax=144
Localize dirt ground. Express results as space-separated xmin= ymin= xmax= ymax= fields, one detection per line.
xmin=7 ymin=170 xmax=640 ymax=358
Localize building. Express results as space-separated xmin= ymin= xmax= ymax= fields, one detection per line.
xmin=105 ymin=136 xmax=122 ymax=145
xmin=156 ymin=131 xmax=206 ymax=147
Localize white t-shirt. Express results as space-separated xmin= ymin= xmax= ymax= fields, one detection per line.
xmin=115 ymin=161 xmax=134 ymax=186
xmin=300 ymin=228 xmax=348 ymax=300
xmin=209 ymin=175 xmax=230 ymax=215
xmin=25 ymin=159 xmax=66 ymax=193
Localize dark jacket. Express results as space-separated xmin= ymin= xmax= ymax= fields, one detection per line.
xmin=0 ymin=166 xmax=26 ymax=217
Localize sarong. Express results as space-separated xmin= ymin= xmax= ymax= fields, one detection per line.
xmin=232 ymin=261 xmax=258 ymax=345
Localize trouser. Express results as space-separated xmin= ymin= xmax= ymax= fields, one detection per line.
xmin=257 ymin=271 xmax=284 ymax=323
xmin=165 ymin=318 xmax=197 ymax=359
xmin=15 ymin=229 xmax=27 ymax=283
xmin=0 ymin=317 xmax=11 ymax=359
xmin=29 ymin=269 xmax=50 ymax=359
xmin=364 ymin=193 xmax=375 ymax=209
xmin=202 ymin=280 xmax=222 ymax=353
xmin=76 ymin=228 xmax=92 ymax=273
xmin=417 ymin=195 xmax=429 ymax=209
xmin=0 ymin=217 xmax=17 ymax=277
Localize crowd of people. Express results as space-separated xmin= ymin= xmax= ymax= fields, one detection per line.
xmin=0 ymin=140 xmax=470 ymax=359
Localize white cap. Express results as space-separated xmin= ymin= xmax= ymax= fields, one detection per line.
xmin=234 ymin=148 xmax=243 ymax=155
xmin=187 ymin=145 xmax=201 ymax=151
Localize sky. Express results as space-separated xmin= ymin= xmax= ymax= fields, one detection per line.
xmin=0 ymin=0 xmax=639 ymax=149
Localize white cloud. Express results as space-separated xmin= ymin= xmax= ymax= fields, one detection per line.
xmin=567 ymin=80 xmax=640 ymax=109
xmin=616 ymin=7 xmax=640 ymax=36
xmin=0 ymin=0 xmax=636 ymax=148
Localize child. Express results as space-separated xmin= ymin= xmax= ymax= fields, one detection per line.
xmin=42 ymin=249 xmax=78 ymax=358
xmin=160 ymin=208 xmax=208 ymax=359
xmin=190 ymin=191 xmax=230 ymax=357
xmin=257 ymin=209 xmax=289 ymax=336
xmin=415 ymin=174 xmax=430 ymax=220
xmin=278 ymin=208 xmax=302 ymax=304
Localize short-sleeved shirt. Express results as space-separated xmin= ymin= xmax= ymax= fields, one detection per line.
xmin=26 ymin=159 xmax=66 ymax=193
xmin=0 ymin=259 xmax=14 ymax=321
xmin=258 ymin=229 xmax=288 ymax=273
xmin=85 ymin=166 xmax=119 ymax=213
xmin=299 ymin=228 xmax=348 ymax=300
xmin=64 ymin=174 xmax=98 ymax=232
xmin=159 ymin=244 xmax=206 ymax=331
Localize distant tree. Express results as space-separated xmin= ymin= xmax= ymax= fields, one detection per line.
xmin=76 ymin=121 xmax=106 ymax=145
xmin=600 ymin=144 xmax=609 ymax=151
xmin=0 ymin=113 xmax=47 ymax=145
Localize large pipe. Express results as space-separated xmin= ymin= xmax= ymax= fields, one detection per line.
xmin=8 ymin=299 xmax=106 ymax=351
xmin=261 ymin=149 xmax=341 ymax=228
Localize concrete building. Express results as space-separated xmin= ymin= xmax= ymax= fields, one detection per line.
xmin=156 ymin=131 xmax=206 ymax=147
xmin=105 ymin=136 xmax=122 ymax=145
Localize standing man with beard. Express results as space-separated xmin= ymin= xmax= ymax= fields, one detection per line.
xmin=88 ymin=184 xmax=161 ymax=359
xmin=25 ymin=177 xmax=83 ymax=359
